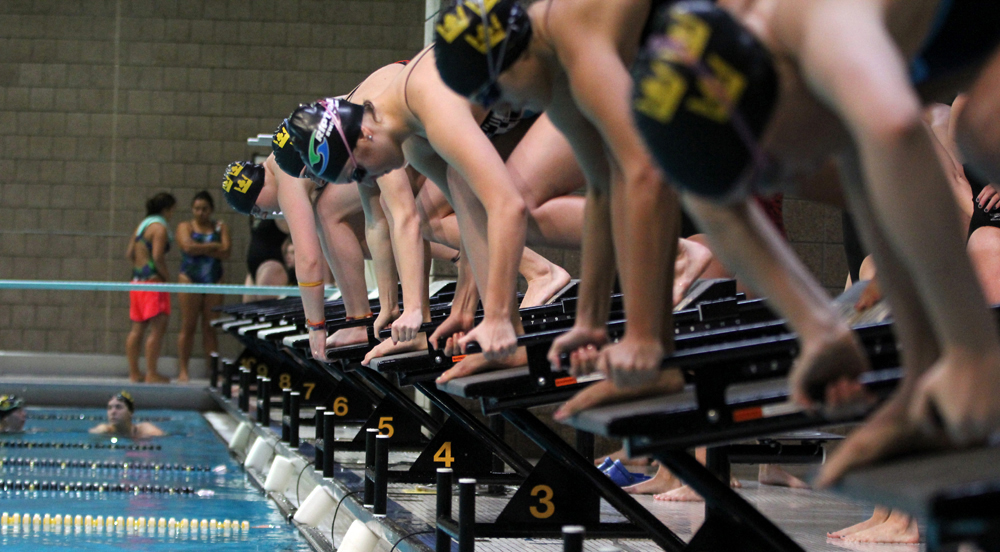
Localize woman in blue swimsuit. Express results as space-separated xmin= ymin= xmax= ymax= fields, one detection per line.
xmin=176 ymin=191 xmax=231 ymax=383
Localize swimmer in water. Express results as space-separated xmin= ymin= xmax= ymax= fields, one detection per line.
xmin=90 ymin=391 xmax=164 ymax=439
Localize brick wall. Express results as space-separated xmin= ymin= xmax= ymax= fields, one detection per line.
xmin=0 ymin=0 xmax=852 ymax=361
xmin=0 ymin=0 xmax=425 ymax=358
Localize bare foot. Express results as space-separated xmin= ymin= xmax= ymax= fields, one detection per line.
xmin=653 ymin=477 xmax=740 ymax=502
xmin=145 ymin=372 xmax=170 ymax=384
xmin=816 ymin=397 xmax=945 ymax=488
xmin=828 ymin=507 xmax=890 ymax=539
xmin=129 ymin=372 xmax=145 ymax=383
xmin=176 ymin=371 xmax=190 ymax=384
xmin=909 ymin=352 xmax=1000 ymax=445
xmin=521 ymin=264 xmax=572 ymax=308
xmin=435 ymin=347 xmax=529 ymax=384
xmin=655 ymin=485 xmax=703 ymax=502
xmin=788 ymin=324 xmax=872 ymax=411
xmin=673 ymin=238 xmax=713 ymax=306
xmin=854 ymin=277 xmax=882 ymax=311
xmin=326 ymin=326 xmax=369 ymax=348
xmin=758 ymin=464 xmax=810 ymax=489
xmin=598 ymin=448 xmax=651 ymax=467
xmin=844 ymin=510 xmax=919 ymax=544
xmin=553 ymin=369 xmax=686 ymax=421
xmin=362 ymin=334 xmax=428 ymax=366
xmin=624 ymin=464 xmax=681 ymax=495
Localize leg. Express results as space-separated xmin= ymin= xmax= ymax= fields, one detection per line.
xmin=673 ymin=237 xmax=714 ymax=305
xmin=504 ymin=114 xmax=586 ymax=248
xmin=145 ymin=313 xmax=170 ymax=383
xmin=252 ymin=260 xmax=288 ymax=302
xmin=955 ymin=48 xmax=1000 ymax=184
xmin=815 ymin=152 xmax=949 ymax=486
xmin=757 ymin=464 xmax=809 ymax=489
xmin=967 ymin=227 xmax=1000 ymax=305
xmin=126 ymin=320 xmax=148 ymax=382
xmin=518 ymin=247 xmax=571 ymax=308
xmin=199 ymin=293 xmax=223 ymax=382
xmin=176 ymin=274 xmax=200 ymax=383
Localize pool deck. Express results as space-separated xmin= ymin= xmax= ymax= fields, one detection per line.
xmin=209 ymin=388 xmax=928 ymax=552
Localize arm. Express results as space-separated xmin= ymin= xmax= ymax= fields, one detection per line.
xmin=418 ymin=87 xmax=526 ymax=358
xmin=213 ymin=221 xmax=232 ymax=260
xmin=270 ymin=157 xmax=329 ymax=360
xmin=149 ymin=224 xmax=170 ymax=281
xmin=554 ymin=31 xmax=681 ymax=382
xmin=125 ymin=234 xmax=135 ymax=261
xmin=373 ymin=167 xmax=430 ymax=343
xmin=358 ymin=179 xmax=403 ymax=338
xmin=176 ymin=221 xmax=223 ymax=256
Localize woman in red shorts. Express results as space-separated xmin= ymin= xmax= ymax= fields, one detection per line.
xmin=125 ymin=192 xmax=176 ymax=383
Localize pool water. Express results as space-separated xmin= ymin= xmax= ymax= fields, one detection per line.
xmin=0 ymin=408 xmax=312 ymax=551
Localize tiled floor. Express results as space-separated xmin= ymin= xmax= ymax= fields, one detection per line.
xmin=380 ymin=478 xmax=924 ymax=552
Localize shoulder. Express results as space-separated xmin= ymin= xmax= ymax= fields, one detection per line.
xmin=89 ymin=424 xmax=110 ymax=434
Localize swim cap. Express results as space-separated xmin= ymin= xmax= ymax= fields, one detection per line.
xmin=114 ymin=391 xmax=135 ymax=413
xmin=632 ymin=1 xmax=778 ymax=199
xmin=434 ymin=0 xmax=532 ymax=101
xmin=286 ymin=98 xmax=364 ymax=183
xmin=271 ymin=119 xmax=307 ymax=178
xmin=0 ymin=394 xmax=24 ymax=419
xmin=221 ymin=161 xmax=265 ymax=215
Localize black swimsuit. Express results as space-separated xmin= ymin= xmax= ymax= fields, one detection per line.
xmin=246 ymin=219 xmax=287 ymax=279
xmin=910 ymin=0 xmax=1000 ymax=84
xmin=965 ymin=164 xmax=1000 ymax=241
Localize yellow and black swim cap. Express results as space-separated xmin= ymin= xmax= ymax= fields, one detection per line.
xmin=272 ymin=119 xmax=307 ymax=178
xmin=632 ymin=1 xmax=778 ymax=200
xmin=221 ymin=161 xmax=265 ymax=215
xmin=434 ymin=0 xmax=532 ymax=101
xmin=0 ymin=394 xmax=24 ymax=419
xmin=114 ymin=391 xmax=135 ymax=413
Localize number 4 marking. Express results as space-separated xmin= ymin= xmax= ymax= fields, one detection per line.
xmin=433 ymin=441 xmax=455 ymax=467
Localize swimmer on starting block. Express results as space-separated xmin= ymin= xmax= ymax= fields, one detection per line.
xmin=90 ymin=391 xmax=164 ymax=439
xmin=0 ymin=394 xmax=26 ymax=434
xmin=629 ymin=0 xmax=1000 ymax=487
xmin=280 ymin=55 xmax=583 ymax=366
xmin=430 ymin=0 xmax=716 ymax=402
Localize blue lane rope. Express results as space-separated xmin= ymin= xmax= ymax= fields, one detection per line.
xmin=0 ymin=280 xmax=342 ymax=298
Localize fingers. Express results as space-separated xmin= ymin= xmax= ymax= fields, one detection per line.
xmin=569 ymin=344 xmax=599 ymax=376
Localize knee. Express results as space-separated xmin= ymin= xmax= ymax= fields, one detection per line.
xmin=255 ymin=261 xmax=288 ymax=287
xmin=955 ymin=102 xmax=1000 ymax=172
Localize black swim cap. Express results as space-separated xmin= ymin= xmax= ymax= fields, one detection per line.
xmin=434 ymin=0 xmax=532 ymax=99
xmin=221 ymin=161 xmax=265 ymax=215
xmin=632 ymin=1 xmax=778 ymax=199
xmin=272 ymin=119 xmax=307 ymax=178
xmin=286 ymin=98 xmax=364 ymax=183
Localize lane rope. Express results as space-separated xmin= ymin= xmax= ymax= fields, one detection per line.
xmin=0 ymin=280 xmax=342 ymax=298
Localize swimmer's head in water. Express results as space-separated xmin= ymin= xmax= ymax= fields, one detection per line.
xmin=286 ymin=98 xmax=364 ymax=184
xmin=433 ymin=0 xmax=532 ymax=107
xmin=0 ymin=394 xmax=25 ymax=433
xmin=221 ymin=161 xmax=266 ymax=215
xmin=114 ymin=391 xmax=135 ymax=413
xmin=632 ymin=1 xmax=778 ymax=200
xmin=0 ymin=394 xmax=24 ymax=417
xmin=271 ymin=119 xmax=308 ymax=178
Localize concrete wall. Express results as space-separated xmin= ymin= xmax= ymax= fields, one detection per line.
xmin=0 ymin=0 xmax=426 ymax=358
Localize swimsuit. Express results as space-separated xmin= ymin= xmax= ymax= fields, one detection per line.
xmin=964 ymin=164 xmax=1000 ymax=241
xmin=179 ymin=222 xmax=224 ymax=284
xmin=130 ymin=216 xmax=172 ymax=323
xmin=910 ymin=0 xmax=1000 ymax=84
xmin=131 ymin=216 xmax=171 ymax=281
xmin=246 ymin=218 xmax=287 ymax=280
